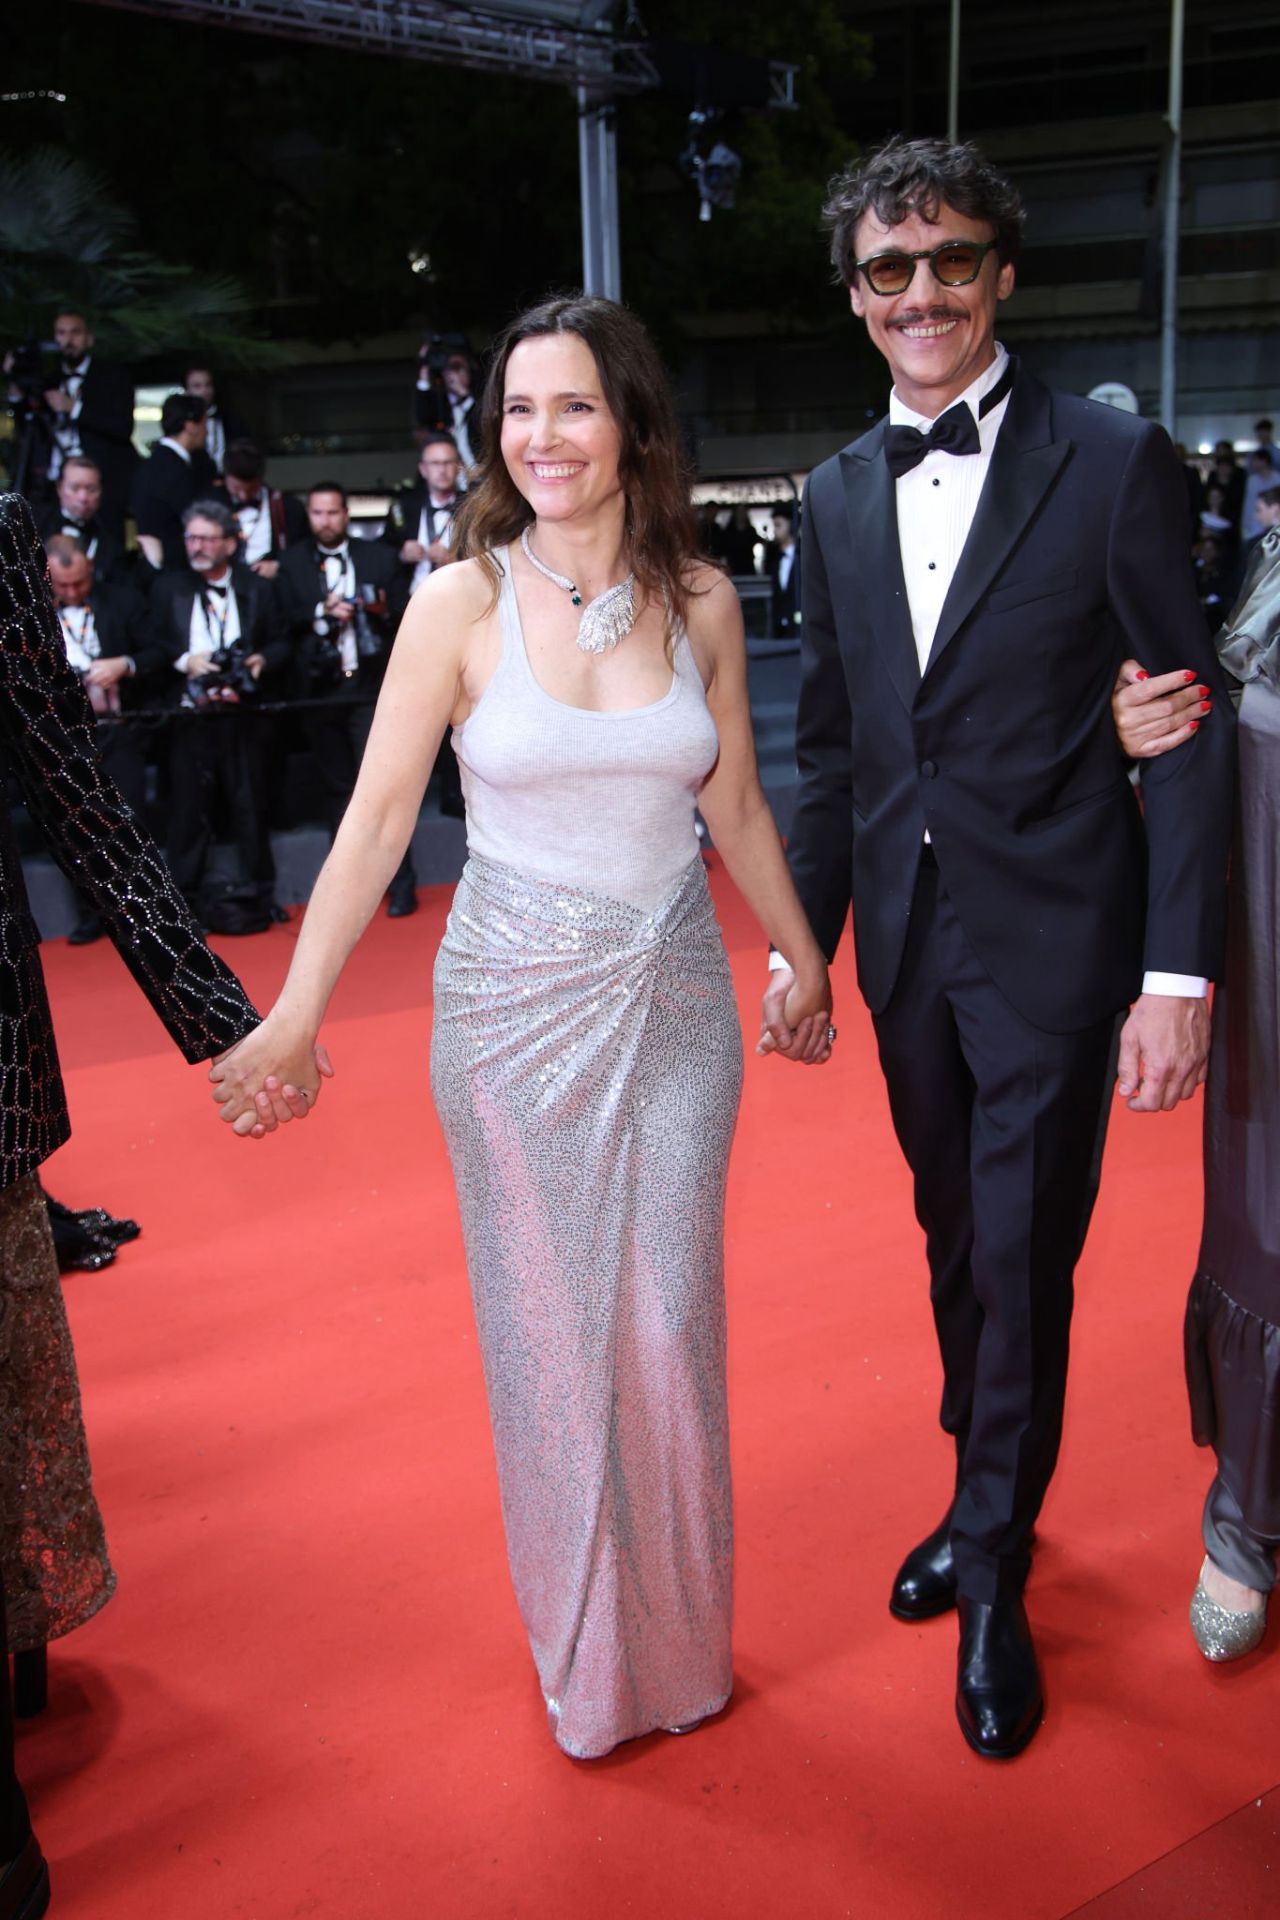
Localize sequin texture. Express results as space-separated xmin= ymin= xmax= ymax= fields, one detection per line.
xmin=431 ymin=852 xmax=742 ymax=1758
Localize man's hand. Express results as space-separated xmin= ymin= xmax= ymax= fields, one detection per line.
xmin=400 ymin=540 xmax=427 ymax=565
xmin=43 ymin=388 xmax=74 ymax=414
xmin=1116 ymin=993 xmax=1210 ymax=1112
xmin=252 ymin=558 xmax=280 ymax=580
xmin=325 ymin=594 xmax=356 ymax=626
xmin=425 ymin=538 xmax=454 ymax=568
xmin=85 ymin=657 xmax=130 ymax=688
xmin=187 ymin=654 xmax=220 ymax=677
xmin=244 ymin=653 xmax=265 ymax=680
xmin=758 ymin=964 xmax=834 ymax=1066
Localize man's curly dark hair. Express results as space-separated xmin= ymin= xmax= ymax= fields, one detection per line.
xmin=823 ymin=137 xmax=1026 ymax=288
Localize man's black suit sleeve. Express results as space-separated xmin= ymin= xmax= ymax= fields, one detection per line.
xmin=248 ymin=575 xmax=291 ymax=679
xmin=78 ymin=363 xmax=135 ymax=452
xmin=786 ymin=479 xmax=855 ymax=961
xmin=1105 ymin=424 xmax=1236 ymax=979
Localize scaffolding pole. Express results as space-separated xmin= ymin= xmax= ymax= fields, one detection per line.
xmin=578 ymin=87 xmax=621 ymax=300
xmin=1159 ymin=0 xmax=1184 ymax=437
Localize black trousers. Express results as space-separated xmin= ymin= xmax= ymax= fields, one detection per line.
xmin=302 ymin=693 xmax=416 ymax=894
xmin=871 ymin=854 xmax=1118 ymax=1604
xmin=166 ymin=708 xmax=275 ymax=907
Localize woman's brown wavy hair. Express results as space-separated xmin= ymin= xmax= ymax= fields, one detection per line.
xmin=452 ymin=293 xmax=701 ymax=643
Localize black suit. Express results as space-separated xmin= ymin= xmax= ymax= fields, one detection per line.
xmin=791 ymin=367 xmax=1236 ymax=1601
xmin=149 ymin=563 xmax=288 ymax=911
xmin=276 ymin=536 xmax=416 ymax=890
xmin=32 ymin=499 xmax=132 ymax=590
xmin=764 ymin=538 xmax=800 ymax=635
xmin=130 ymin=443 xmax=205 ymax=574
xmin=56 ymin=358 xmax=138 ymax=540
xmin=52 ymin=580 xmax=161 ymax=825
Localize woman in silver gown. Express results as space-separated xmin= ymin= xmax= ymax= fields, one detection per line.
xmin=210 ymin=296 xmax=833 ymax=1757
xmin=1113 ymin=516 xmax=1280 ymax=1662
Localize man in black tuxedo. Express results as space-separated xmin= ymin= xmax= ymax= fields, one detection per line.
xmin=380 ymin=434 xmax=465 ymax=816
xmin=45 ymin=534 xmax=165 ymax=942
xmin=41 ymin=310 xmax=138 ymax=541
xmin=764 ymin=138 xmax=1236 ymax=1760
xmin=183 ymin=363 xmax=250 ymax=477
xmin=130 ymin=393 xmax=211 ymax=574
xmin=277 ymin=482 xmax=418 ymax=915
xmin=32 ymin=456 xmax=131 ymax=589
xmin=149 ymin=498 xmax=289 ymax=923
xmin=219 ymin=440 xmax=308 ymax=582
xmin=763 ymin=504 xmax=799 ymax=636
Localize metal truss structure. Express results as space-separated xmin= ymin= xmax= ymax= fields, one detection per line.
xmin=76 ymin=0 xmax=798 ymax=296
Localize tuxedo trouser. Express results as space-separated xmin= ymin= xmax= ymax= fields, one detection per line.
xmin=872 ymin=855 xmax=1118 ymax=1604
xmin=302 ymin=694 xmax=416 ymax=893
xmin=166 ymin=709 xmax=275 ymax=903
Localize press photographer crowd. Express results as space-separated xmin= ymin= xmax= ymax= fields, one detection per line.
xmin=3 ymin=305 xmax=1278 ymax=953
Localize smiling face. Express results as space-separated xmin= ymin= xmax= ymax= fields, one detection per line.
xmin=500 ymin=333 xmax=623 ymax=526
xmin=849 ymin=201 xmax=1014 ymax=418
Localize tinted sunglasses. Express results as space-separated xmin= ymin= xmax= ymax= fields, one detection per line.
xmin=853 ymin=239 xmax=1000 ymax=297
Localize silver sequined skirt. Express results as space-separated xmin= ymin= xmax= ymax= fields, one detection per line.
xmin=431 ymin=853 xmax=742 ymax=1758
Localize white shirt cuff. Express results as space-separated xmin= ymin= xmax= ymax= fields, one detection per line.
xmin=1141 ymin=971 xmax=1209 ymax=998
xmin=768 ymin=950 xmax=791 ymax=972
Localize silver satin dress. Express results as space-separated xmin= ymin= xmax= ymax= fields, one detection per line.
xmin=430 ymin=552 xmax=742 ymax=1758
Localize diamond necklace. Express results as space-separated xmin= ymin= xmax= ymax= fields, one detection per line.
xmin=519 ymin=525 xmax=637 ymax=655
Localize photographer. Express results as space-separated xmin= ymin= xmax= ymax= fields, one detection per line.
xmin=381 ymin=432 xmax=462 ymax=593
xmin=182 ymin=362 xmax=249 ymax=476
xmin=219 ymin=439 xmax=308 ymax=580
xmin=150 ymin=499 xmax=288 ymax=927
xmin=32 ymin=454 xmax=131 ymax=589
xmin=276 ymin=482 xmax=418 ymax=916
xmin=3 ymin=311 xmax=139 ymax=539
xmin=45 ymin=535 xmax=163 ymax=944
xmin=413 ymin=337 xmax=481 ymax=473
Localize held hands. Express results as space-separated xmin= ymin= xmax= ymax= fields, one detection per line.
xmin=757 ymin=964 xmax=835 ymax=1067
xmin=1111 ymin=659 xmax=1209 ymax=759
xmin=209 ymin=1015 xmax=336 ymax=1139
xmin=1116 ymin=993 xmax=1210 ymax=1112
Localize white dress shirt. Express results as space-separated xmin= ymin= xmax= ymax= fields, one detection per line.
xmin=177 ymin=574 xmax=240 ymax=678
xmin=314 ymin=545 xmax=358 ymax=675
xmin=50 ymin=355 xmax=90 ymax=477
xmin=412 ymin=494 xmax=457 ymax=594
xmin=234 ymin=494 xmax=273 ymax=565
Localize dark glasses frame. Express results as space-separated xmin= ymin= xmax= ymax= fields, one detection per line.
xmin=852 ymin=238 xmax=1000 ymax=296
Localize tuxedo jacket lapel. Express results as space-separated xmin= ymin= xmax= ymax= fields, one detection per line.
xmin=925 ymin=372 xmax=1071 ymax=677
xmin=840 ymin=425 xmax=919 ymax=713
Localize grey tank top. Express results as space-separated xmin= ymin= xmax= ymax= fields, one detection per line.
xmin=454 ymin=546 xmax=719 ymax=910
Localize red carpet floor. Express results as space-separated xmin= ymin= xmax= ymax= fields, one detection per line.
xmin=17 ymin=858 xmax=1280 ymax=1919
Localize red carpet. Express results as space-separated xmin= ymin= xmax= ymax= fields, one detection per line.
xmin=18 ymin=857 xmax=1280 ymax=1919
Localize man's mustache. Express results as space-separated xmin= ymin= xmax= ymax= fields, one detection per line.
xmin=889 ymin=308 xmax=966 ymax=328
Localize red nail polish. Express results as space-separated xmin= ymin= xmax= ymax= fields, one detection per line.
xmin=1135 ymin=670 xmax=1149 ymax=681
xmin=1200 ymin=701 xmax=1212 ymax=714
xmin=1188 ymin=719 xmax=1200 ymax=731
xmin=1198 ymin=685 xmax=1210 ymax=697
xmin=1183 ymin=671 xmax=1196 ymax=683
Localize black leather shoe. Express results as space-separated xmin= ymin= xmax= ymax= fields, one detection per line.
xmin=67 ymin=916 xmax=103 ymax=946
xmin=955 ymin=1595 xmax=1043 ymax=1760
xmin=0 ymin=1831 xmax=51 ymax=1920
xmin=890 ymin=1512 xmax=957 ymax=1620
xmin=387 ymin=887 xmax=419 ymax=919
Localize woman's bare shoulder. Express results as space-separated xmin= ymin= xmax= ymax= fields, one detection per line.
xmin=407 ymin=554 xmax=500 ymax=620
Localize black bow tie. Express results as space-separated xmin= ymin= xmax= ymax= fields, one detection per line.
xmin=206 ymin=582 xmax=228 ymax=597
xmin=883 ymin=358 xmax=1016 ymax=480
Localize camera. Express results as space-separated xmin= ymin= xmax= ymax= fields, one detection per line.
xmin=6 ymin=337 xmax=54 ymax=408
xmin=194 ymin=643 xmax=260 ymax=705
xmin=314 ymin=584 xmax=389 ymax=688
xmin=418 ymin=331 xmax=469 ymax=379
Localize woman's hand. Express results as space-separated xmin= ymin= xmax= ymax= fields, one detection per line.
xmin=758 ymin=963 xmax=835 ymax=1066
xmin=1111 ymin=659 xmax=1209 ymax=759
xmin=209 ymin=1017 xmax=335 ymax=1139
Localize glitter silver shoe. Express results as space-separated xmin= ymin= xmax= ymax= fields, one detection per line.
xmin=1189 ymin=1558 xmax=1268 ymax=1662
